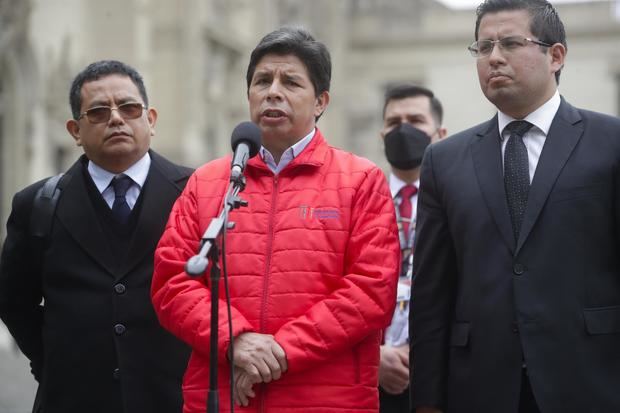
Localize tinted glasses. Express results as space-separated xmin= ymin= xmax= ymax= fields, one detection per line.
xmin=78 ymin=102 xmax=146 ymax=124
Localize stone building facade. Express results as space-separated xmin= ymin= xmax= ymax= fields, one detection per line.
xmin=1 ymin=0 xmax=619 ymax=239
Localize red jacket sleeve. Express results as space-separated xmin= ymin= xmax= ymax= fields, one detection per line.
xmin=151 ymin=172 xmax=253 ymax=364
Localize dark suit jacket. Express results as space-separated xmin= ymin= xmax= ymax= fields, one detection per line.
xmin=0 ymin=151 xmax=193 ymax=413
xmin=410 ymin=99 xmax=620 ymax=413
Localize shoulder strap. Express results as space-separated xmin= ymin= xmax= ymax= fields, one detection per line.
xmin=30 ymin=173 xmax=71 ymax=240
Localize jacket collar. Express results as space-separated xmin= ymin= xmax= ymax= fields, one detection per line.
xmin=247 ymin=128 xmax=329 ymax=174
xmin=471 ymin=97 xmax=583 ymax=255
xmin=56 ymin=151 xmax=190 ymax=278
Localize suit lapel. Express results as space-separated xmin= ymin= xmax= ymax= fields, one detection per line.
xmin=116 ymin=152 xmax=187 ymax=279
xmin=471 ymin=117 xmax=516 ymax=253
xmin=516 ymin=100 xmax=583 ymax=254
xmin=56 ymin=159 xmax=117 ymax=275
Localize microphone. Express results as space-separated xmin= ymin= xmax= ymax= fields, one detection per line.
xmin=230 ymin=121 xmax=261 ymax=178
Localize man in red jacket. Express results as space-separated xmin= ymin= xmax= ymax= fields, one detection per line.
xmin=151 ymin=27 xmax=400 ymax=412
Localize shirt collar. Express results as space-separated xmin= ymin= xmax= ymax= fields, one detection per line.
xmin=498 ymin=90 xmax=561 ymax=139
xmin=389 ymin=172 xmax=420 ymax=199
xmin=87 ymin=152 xmax=151 ymax=194
xmin=259 ymin=128 xmax=315 ymax=171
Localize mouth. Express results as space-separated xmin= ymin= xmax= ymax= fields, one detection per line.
xmin=261 ymin=108 xmax=287 ymax=119
xmin=106 ymin=131 xmax=132 ymax=140
xmin=489 ymin=72 xmax=511 ymax=82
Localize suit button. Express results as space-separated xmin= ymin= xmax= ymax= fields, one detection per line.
xmin=114 ymin=324 xmax=126 ymax=335
xmin=113 ymin=368 xmax=120 ymax=380
xmin=114 ymin=283 xmax=126 ymax=294
xmin=512 ymin=322 xmax=519 ymax=334
xmin=513 ymin=263 xmax=525 ymax=275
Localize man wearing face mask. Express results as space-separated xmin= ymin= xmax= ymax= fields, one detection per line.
xmin=379 ymin=84 xmax=446 ymax=413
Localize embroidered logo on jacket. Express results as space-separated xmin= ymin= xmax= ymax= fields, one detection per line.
xmin=299 ymin=205 xmax=340 ymax=220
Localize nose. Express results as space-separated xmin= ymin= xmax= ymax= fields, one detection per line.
xmin=267 ymin=79 xmax=283 ymax=100
xmin=488 ymin=42 xmax=506 ymax=66
xmin=108 ymin=106 xmax=125 ymax=125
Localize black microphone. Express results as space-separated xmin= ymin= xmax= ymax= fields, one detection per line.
xmin=230 ymin=121 xmax=261 ymax=178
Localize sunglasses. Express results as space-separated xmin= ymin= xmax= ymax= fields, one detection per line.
xmin=78 ymin=102 xmax=146 ymax=124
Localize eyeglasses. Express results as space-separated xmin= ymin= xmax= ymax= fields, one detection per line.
xmin=78 ymin=102 xmax=146 ymax=124
xmin=468 ymin=36 xmax=551 ymax=58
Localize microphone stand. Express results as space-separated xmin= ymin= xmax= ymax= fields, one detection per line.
xmin=185 ymin=170 xmax=249 ymax=413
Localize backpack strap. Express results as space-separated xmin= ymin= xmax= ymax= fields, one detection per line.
xmin=30 ymin=173 xmax=71 ymax=240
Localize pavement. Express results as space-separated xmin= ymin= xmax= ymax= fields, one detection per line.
xmin=0 ymin=323 xmax=37 ymax=413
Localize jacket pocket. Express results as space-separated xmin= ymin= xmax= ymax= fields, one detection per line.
xmin=450 ymin=322 xmax=470 ymax=347
xmin=583 ymin=305 xmax=620 ymax=335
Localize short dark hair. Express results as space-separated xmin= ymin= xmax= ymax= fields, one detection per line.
xmin=246 ymin=26 xmax=331 ymax=97
xmin=69 ymin=60 xmax=148 ymax=120
xmin=474 ymin=0 xmax=567 ymax=83
xmin=383 ymin=84 xmax=444 ymax=126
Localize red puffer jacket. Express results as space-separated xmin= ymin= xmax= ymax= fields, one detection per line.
xmin=152 ymin=130 xmax=400 ymax=412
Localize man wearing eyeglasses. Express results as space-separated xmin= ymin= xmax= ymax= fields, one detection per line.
xmin=0 ymin=60 xmax=192 ymax=413
xmin=410 ymin=1 xmax=620 ymax=412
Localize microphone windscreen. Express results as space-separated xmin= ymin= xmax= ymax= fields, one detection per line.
xmin=231 ymin=122 xmax=262 ymax=158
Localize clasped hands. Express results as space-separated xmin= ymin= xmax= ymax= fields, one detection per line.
xmin=230 ymin=332 xmax=287 ymax=406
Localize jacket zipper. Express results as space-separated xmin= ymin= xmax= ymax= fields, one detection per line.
xmin=259 ymin=175 xmax=278 ymax=412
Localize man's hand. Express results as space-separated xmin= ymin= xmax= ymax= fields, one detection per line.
xmin=231 ymin=332 xmax=288 ymax=383
xmin=233 ymin=368 xmax=258 ymax=407
xmin=378 ymin=344 xmax=409 ymax=394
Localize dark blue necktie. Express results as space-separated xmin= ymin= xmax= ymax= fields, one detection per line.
xmin=111 ymin=175 xmax=133 ymax=224
xmin=504 ymin=120 xmax=534 ymax=241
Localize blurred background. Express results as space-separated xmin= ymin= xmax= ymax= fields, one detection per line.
xmin=1 ymin=0 xmax=619 ymax=410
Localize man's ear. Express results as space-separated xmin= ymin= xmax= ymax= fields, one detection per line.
xmin=314 ymin=91 xmax=330 ymax=118
xmin=437 ymin=126 xmax=448 ymax=140
xmin=549 ymin=43 xmax=566 ymax=79
xmin=66 ymin=119 xmax=82 ymax=146
xmin=147 ymin=107 xmax=158 ymax=136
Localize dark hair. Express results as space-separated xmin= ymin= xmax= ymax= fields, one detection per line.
xmin=69 ymin=60 xmax=148 ymax=120
xmin=475 ymin=0 xmax=566 ymax=83
xmin=383 ymin=84 xmax=444 ymax=126
xmin=246 ymin=26 xmax=331 ymax=97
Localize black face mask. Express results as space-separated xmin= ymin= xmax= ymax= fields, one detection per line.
xmin=384 ymin=123 xmax=431 ymax=170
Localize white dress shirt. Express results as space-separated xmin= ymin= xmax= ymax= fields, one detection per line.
xmin=260 ymin=129 xmax=315 ymax=174
xmin=499 ymin=90 xmax=561 ymax=183
xmin=87 ymin=152 xmax=151 ymax=209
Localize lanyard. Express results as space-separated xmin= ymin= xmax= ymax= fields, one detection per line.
xmin=394 ymin=196 xmax=415 ymax=280
xmin=394 ymin=196 xmax=416 ymax=249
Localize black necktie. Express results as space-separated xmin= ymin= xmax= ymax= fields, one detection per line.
xmin=504 ymin=120 xmax=534 ymax=241
xmin=111 ymin=175 xmax=133 ymax=224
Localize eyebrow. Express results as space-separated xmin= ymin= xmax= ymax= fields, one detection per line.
xmin=87 ymin=96 xmax=140 ymax=108
xmin=283 ymin=73 xmax=304 ymax=82
xmin=253 ymin=69 xmax=305 ymax=81
xmin=386 ymin=113 xmax=425 ymax=122
xmin=252 ymin=70 xmax=271 ymax=79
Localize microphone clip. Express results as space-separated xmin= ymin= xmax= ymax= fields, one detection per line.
xmin=225 ymin=187 xmax=248 ymax=211
xmin=229 ymin=169 xmax=247 ymax=191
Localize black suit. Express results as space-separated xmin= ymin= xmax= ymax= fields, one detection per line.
xmin=410 ymin=98 xmax=620 ymax=412
xmin=0 ymin=151 xmax=192 ymax=413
